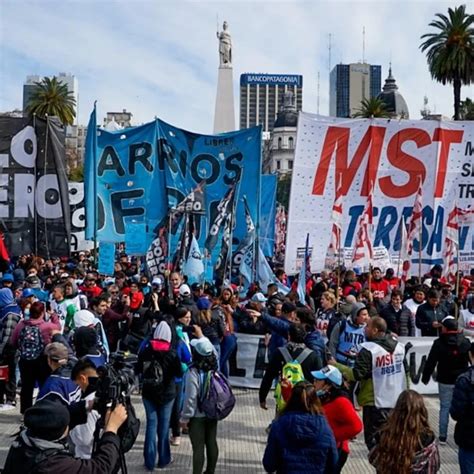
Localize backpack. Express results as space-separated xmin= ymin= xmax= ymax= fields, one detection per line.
xmin=118 ymin=398 xmax=140 ymax=453
xmin=411 ymin=440 xmax=440 ymax=473
xmin=274 ymin=346 xmax=312 ymax=413
xmin=19 ymin=324 xmax=44 ymax=361
xmin=199 ymin=370 xmax=236 ymax=420
xmin=142 ymin=358 xmax=164 ymax=392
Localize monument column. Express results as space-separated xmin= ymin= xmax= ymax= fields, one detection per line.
xmin=213 ymin=21 xmax=236 ymax=134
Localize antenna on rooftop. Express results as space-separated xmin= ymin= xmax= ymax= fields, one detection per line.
xmin=362 ymin=26 xmax=366 ymax=63
xmin=328 ymin=33 xmax=332 ymax=72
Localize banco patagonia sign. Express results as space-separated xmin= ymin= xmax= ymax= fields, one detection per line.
xmin=240 ymin=74 xmax=303 ymax=87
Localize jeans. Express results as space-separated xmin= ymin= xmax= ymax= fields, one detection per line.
xmin=459 ymin=448 xmax=474 ymax=474
xmin=0 ymin=351 xmax=17 ymax=405
xmin=438 ymin=383 xmax=454 ymax=438
xmin=142 ymin=397 xmax=175 ymax=470
xmin=170 ymin=380 xmax=184 ymax=438
xmin=220 ymin=334 xmax=237 ymax=378
xmin=189 ymin=417 xmax=219 ymax=474
xmin=362 ymin=406 xmax=391 ymax=450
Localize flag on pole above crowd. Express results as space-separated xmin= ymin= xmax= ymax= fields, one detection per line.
xmin=297 ymin=233 xmax=310 ymax=304
xmin=325 ymin=184 xmax=343 ymax=269
xmin=352 ymin=191 xmax=374 ymax=268
xmin=401 ymin=180 xmax=423 ymax=282
xmin=170 ymin=181 xmax=206 ymax=232
xmin=204 ymin=183 xmax=236 ymax=253
xmin=183 ymin=234 xmax=204 ymax=284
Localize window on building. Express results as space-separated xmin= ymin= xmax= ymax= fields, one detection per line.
xmin=288 ymin=160 xmax=293 ymax=170
xmin=288 ymin=136 xmax=294 ymax=149
xmin=276 ymin=160 xmax=281 ymax=170
xmin=278 ymin=137 xmax=282 ymax=149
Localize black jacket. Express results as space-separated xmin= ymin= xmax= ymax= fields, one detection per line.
xmin=259 ymin=343 xmax=323 ymax=403
xmin=3 ymin=430 xmax=120 ymax=474
xmin=137 ymin=342 xmax=182 ymax=405
xmin=422 ymin=332 xmax=471 ymax=385
xmin=450 ymin=367 xmax=474 ymax=450
xmin=415 ymin=302 xmax=448 ymax=337
xmin=379 ymin=303 xmax=414 ymax=337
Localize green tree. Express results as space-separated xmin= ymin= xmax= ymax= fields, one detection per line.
xmin=277 ymin=173 xmax=292 ymax=210
xmin=420 ymin=5 xmax=474 ymax=120
xmin=68 ymin=164 xmax=84 ymax=182
xmin=352 ymin=97 xmax=391 ymax=118
xmin=26 ymin=76 xmax=76 ymax=125
xmin=460 ymin=97 xmax=474 ymax=119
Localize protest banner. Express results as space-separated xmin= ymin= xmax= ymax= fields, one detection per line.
xmin=68 ymin=182 xmax=94 ymax=252
xmin=228 ymin=333 xmax=464 ymax=395
xmin=0 ymin=116 xmax=70 ymax=257
xmin=285 ymin=113 xmax=474 ymax=274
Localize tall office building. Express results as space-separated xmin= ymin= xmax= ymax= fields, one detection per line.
xmin=23 ymin=72 xmax=79 ymax=124
xmin=329 ymin=63 xmax=381 ymax=118
xmin=240 ymin=73 xmax=303 ymax=133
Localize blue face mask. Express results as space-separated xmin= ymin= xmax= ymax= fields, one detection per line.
xmin=24 ymin=309 xmax=30 ymax=319
xmin=316 ymin=389 xmax=326 ymax=398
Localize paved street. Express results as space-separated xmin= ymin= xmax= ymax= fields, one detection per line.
xmin=0 ymin=389 xmax=461 ymax=473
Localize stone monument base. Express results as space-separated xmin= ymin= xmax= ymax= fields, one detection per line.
xmin=213 ymin=66 xmax=235 ymax=134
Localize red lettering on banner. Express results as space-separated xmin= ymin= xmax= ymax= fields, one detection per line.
xmin=379 ymin=128 xmax=429 ymax=198
xmin=375 ymin=353 xmax=394 ymax=367
xmin=311 ymin=126 xmax=386 ymax=196
xmin=432 ymin=128 xmax=464 ymax=198
xmin=312 ymin=125 xmax=464 ymax=199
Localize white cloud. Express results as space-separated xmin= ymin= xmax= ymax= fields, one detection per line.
xmin=1 ymin=0 xmax=473 ymax=132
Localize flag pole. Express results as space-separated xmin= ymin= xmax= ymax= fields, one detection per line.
xmin=455 ymin=225 xmax=461 ymax=319
xmin=418 ymin=212 xmax=422 ymax=283
xmin=396 ymin=219 xmax=403 ymax=285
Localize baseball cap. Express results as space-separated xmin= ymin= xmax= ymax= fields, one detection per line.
xmin=179 ymin=284 xmax=191 ymax=296
xmin=197 ymin=297 xmax=211 ymax=310
xmin=441 ymin=316 xmax=458 ymax=331
xmin=22 ymin=288 xmax=35 ymax=298
xmin=251 ymin=292 xmax=267 ymax=303
xmin=1 ymin=274 xmax=13 ymax=283
xmin=190 ymin=337 xmax=214 ymax=356
xmin=191 ymin=283 xmax=202 ymax=291
xmin=311 ymin=365 xmax=343 ymax=387
xmin=152 ymin=276 xmax=163 ymax=286
xmin=44 ymin=342 xmax=69 ymax=364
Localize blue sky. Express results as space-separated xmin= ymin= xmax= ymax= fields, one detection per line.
xmin=1 ymin=0 xmax=473 ymax=133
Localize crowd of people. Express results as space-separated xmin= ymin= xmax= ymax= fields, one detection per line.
xmin=0 ymin=251 xmax=472 ymax=473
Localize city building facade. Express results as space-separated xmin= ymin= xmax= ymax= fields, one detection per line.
xmin=240 ymin=73 xmax=303 ymax=133
xmin=104 ymin=109 xmax=133 ymax=128
xmin=329 ymin=63 xmax=381 ymax=117
xmin=377 ymin=65 xmax=409 ymax=118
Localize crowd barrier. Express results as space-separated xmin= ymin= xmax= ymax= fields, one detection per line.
xmin=227 ymin=334 xmax=473 ymax=395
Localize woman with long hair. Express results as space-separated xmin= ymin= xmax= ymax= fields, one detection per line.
xmin=369 ymin=389 xmax=440 ymax=474
xmin=263 ymin=381 xmax=338 ymax=473
xmin=216 ymin=287 xmax=237 ymax=377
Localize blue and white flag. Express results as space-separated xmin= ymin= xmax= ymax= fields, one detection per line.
xmin=183 ymin=234 xmax=204 ymax=284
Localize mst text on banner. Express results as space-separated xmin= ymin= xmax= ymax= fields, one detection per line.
xmin=285 ymin=113 xmax=474 ymax=273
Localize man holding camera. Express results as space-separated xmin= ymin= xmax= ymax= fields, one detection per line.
xmin=3 ymin=398 xmax=127 ymax=473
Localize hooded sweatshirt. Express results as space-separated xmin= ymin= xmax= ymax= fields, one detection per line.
xmin=422 ymin=331 xmax=471 ymax=385
xmin=0 ymin=288 xmax=21 ymax=355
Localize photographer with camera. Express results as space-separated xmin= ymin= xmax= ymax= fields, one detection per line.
xmin=70 ymin=359 xmax=101 ymax=459
xmin=137 ymin=320 xmax=182 ymax=470
xmin=3 ymin=398 xmax=127 ymax=473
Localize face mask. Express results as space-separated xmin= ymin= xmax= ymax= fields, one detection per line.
xmin=24 ymin=309 xmax=30 ymax=318
xmin=316 ymin=389 xmax=327 ymax=398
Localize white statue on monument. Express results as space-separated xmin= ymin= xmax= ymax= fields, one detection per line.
xmin=217 ymin=21 xmax=232 ymax=67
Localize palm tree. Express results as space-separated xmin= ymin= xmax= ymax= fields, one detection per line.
xmin=26 ymin=76 xmax=76 ymax=125
xmin=460 ymin=97 xmax=474 ymax=119
xmin=420 ymin=5 xmax=474 ymax=120
xmin=352 ymin=97 xmax=391 ymax=118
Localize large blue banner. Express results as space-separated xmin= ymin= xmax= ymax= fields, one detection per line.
xmin=156 ymin=120 xmax=262 ymax=255
xmin=85 ymin=112 xmax=262 ymax=266
xmin=85 ymin=118 xmax=167 ymax=242
xmin=260 ymin=174 xmax=277 ymax=257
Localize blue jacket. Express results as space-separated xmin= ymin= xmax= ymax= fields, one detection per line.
xmin=262 ymin=313 xmax=290 ymax=358
xmin=263 ymin=411 xmax=338 ymax=473
xmin=450 ymin=367 xmax=474 ymax=450
xmin=305 ymin=330 xmax=327 ymax=365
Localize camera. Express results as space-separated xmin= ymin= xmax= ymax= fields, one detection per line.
xmin=94 ymin=351 xmax=138 ymax=415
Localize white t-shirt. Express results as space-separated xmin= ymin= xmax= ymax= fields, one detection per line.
xmin=404 ymin=298 xmax=424 ymax=337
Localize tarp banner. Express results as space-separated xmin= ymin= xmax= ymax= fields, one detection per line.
xmin=69 ymin=182 xmax=93 ymax=252
xmin=228 ymin=333 xmax=460 ymax=395
xmin=285 ymin=113 xmax=474 ymax=274
xmin=260 ymin=174 xmax=277 ymax=257
xmin=0 ymin=116 xmax=70 ymax=257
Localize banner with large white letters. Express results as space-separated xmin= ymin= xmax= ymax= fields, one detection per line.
xmin=285 ymin=113 xmax=474 ymax=274
xmin=228 ymin=333 xmax=471 ymax=395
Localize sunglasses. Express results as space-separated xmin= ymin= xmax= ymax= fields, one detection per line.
xmin=110 ymin=291 xmax=119 ymax=295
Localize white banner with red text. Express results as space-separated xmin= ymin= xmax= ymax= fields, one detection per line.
xmin=285 ymin=113 xmax=474 ymax=274
xmin=228 ymin=333 xmax=467 ymax=395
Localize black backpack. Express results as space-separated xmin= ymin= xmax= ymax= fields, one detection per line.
xmin=142 ymin=358 xmax=164 ymax=392
xmin=118 ymin=398 xmax=140 ymax=453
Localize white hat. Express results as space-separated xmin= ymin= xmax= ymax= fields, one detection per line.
xmin=152 ymin=276 xmax=163 ymax=286
xmin=179 ymin=284 xmax=191 ymax=296
xmin=251 ymin=292 xmax=267 ymax=303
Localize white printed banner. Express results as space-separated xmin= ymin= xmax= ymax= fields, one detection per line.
xmin=285 ymin=113 xmax=474 ymax=274
xmin=229 ymin=333 xmax=450 ymax=395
